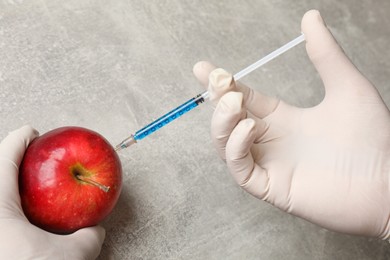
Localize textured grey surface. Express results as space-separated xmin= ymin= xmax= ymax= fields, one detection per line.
xmin=1 ymin=1 xmax=390 ymax=259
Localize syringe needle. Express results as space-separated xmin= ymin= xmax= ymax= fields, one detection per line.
xmin=115 ymin=33 xmax=305 ymax=151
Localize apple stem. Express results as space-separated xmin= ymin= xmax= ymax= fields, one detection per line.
xmin=75 ymin=175 xmax=110 ymax=193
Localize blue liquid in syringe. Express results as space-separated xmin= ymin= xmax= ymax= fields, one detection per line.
xmin=133 ymin=92 xmax=207 ymax=141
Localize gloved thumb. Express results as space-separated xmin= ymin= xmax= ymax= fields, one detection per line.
xmin=193 ymin=61 xmax=217 ymax=88
xmin=225 ymin=118 xmax=270 ymax=199
xmin=0 ymin=125 xmax=38 ymax=167
xmin=59 ymin=226 xmax=106 ymax=260
xmin=301 ymin=10 xmax=375 ymax=99
xmin=0 ymin=125 xmax=38 ymax=218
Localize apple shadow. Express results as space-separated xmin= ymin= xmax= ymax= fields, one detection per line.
xmin=98 ymin=184 xmax=138 ymax=258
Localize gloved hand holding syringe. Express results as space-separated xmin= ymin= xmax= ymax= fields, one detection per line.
xmin=115 ymin=33 xmax=305 ymax=151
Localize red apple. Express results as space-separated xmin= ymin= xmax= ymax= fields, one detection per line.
xmin=19 ymin=126 xmax=122 ymax=234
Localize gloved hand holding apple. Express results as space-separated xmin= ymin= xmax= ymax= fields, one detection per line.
xmin=0 ymin=125 xmax=121 ymax=259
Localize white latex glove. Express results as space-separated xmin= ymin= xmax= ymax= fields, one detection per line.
xmin=193 ymin=10 xmax=390 ymax=239
xmin=0 ymin=125 xmax=105 ymax=260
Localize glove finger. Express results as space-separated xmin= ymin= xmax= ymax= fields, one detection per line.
xmin=0 ymin=125 xmax=38 ymax=217
xmin=194 ymin=61 xmax=280 ymax=117
xmin=211 ymin=92 xmax=246 ymax=160
xmin=235 ymin=80 xmax=280 ymax=119
xmin=207 ymin=68 xmax=237 ymax=105
xmin=301 ymin=10 xmax=375 ymax=97
xmin=193 ymin=61 xmax=217 ymax=88
xmin=209 ymin=68 xmax=280 ymax=118
xmin=58 ymin=225 xmax=106 ymax=260
xmin=0 ymin=125 xmax=39 ymax=165
xmin=226 ymin=118 xmax=270 ymax=199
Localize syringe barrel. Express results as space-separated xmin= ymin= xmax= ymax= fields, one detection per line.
xmin=133 ymin=92 xmax=208 ymax=141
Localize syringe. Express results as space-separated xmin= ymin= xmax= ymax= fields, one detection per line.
xmin=115 ymin=33 xmax=305 ymax=151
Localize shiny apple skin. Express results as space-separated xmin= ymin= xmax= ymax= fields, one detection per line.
xmin=19 ymin=126 xmax=122 ymax=234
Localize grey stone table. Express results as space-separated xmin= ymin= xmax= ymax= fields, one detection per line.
xmin=1 ymin=1 xmax=390 ymax=259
